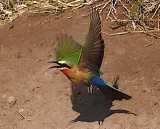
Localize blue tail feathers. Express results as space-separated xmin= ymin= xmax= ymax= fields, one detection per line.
xmin=89 ymin=76 xmax=132 ymax=100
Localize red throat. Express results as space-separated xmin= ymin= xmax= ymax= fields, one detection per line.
xmin=60 ymin=69 xmax=69 ymax=75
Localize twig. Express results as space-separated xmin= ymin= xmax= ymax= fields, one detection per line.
xmin=16 ymin=109 xmax=32 ymax=121
xmin=140 ymin=37 xmax=155 ymax=48
xmin=112 ymin=11 xmax=118 ymax=21
xmin=151 ymin=3 xmax=160 ymax=19
xmin=16 ymin=100 xmax=32 ymax=121
xmin=35 ymin=57 xmax=44 ymax=62
xmin=99 ymin=0 xmax=111 ymax=14
xmin=102 ymin=30 xmax=159 ymax=36
xmin=119 ymin=0 xmax=130 ymax=14
xmin=106 ymin=0 xmax=118 ymax=20
xmin=102 ymin=31 xmax=129 ymax=36
xmin=132 ymin=21 xmax=136 ymax=30
xmin=158 ymin=13 xmax=159 ymax=31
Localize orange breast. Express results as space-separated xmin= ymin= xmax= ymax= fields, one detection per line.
xmin=60 ymin=67 xmax=90 ymax=84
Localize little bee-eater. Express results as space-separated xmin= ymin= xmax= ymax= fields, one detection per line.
xmin=49 ymin=8 xmax=131 ymax=100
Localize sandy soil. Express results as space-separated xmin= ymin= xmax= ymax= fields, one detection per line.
xmin=0 ymin=6 xmax=160 ymax=129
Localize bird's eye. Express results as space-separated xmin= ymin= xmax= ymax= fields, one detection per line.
xmin=66 ymin=64 xmax=71 ymax=69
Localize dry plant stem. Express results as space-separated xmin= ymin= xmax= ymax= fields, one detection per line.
xmin=102 ymin=30 xmax=160 ymax=36
xmin=16 ymin=100 xmax=32 ymax=121
xmin=102 ymin=31 xmax=129 ymax=36
xmin=16 ymin=110 xmax=32 ymax=121
xmin=158 ymin=13 xmax=159 ymax=31
xmin=132 ymin=21 xmax=136 ymax=30
xmin=99 ymin=0 xmax=111 ymax=13
xmin=112 ymin=11 xmax=118 ymax=21
xmin=140 ymin=37 xmax=155 ymax=48
xmin=123 ymin=12 xmax=130 ymax=18
xmin=151 ymin=3 xmax=160 ymax=19
xmin=109 ymin=15 xmax=114 ymax=22
xmin=119 ymin=0 xmax=130 ymax=14
xmin=106 ymin=0 xmax=118 ymax=20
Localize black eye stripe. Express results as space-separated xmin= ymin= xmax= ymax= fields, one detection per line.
xmin=61 ymin=63 xmax=71 ymax=69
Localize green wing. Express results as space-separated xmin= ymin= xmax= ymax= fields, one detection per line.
xmin=79 ymin=8 xmax=104 ymax=76
xmin=55 ymin=34 xmax=82 ymax=65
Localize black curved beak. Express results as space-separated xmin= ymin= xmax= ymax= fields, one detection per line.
xmin=48 ymin=61 xmax=61 ymax=69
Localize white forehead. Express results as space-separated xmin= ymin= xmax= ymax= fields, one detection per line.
xmin=58 ymin=61 xmax=66 ymax=64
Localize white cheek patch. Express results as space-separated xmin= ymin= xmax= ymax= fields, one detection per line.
xmin=59 ymin=67 xmax=69 ymax=70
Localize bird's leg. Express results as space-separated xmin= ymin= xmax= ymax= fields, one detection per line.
xmin=87 ymin=85 xmax=93 ymax=94
xmin=90 ymin=85 xmax=93 ymax=93
xmin=87 ymin=86 xmax=90 ymax=93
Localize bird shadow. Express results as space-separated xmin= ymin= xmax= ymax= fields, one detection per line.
xmin=70 ymin=76 xmax=136 ymax=124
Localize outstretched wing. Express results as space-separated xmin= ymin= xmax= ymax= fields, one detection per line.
xmin=55 ymin=34 xmax=82 ymax=65
xmin=79 ymin=8 xmax=104 ymax=76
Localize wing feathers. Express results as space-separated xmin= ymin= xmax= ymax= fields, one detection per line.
xmin=79 ymin=8 xmax=104 ymax=76
xmin=55 ymin=34 xmax=82 ymax=65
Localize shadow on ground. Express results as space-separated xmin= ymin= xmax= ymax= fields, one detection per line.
xmin=70 ymin=78 xmax=136 ymax=124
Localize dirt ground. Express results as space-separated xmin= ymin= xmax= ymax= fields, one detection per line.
xmin=0 ymin=6 xmax=160 ymax=129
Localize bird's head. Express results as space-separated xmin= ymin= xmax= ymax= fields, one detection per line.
xmin=48 ymin=61 xmax=71 ymax=70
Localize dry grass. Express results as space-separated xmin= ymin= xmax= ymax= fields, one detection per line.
xmin=0 ymin=0 xmax=94 ymax=26
xmin=0 ymin=0 xmax=159 ymax=37
xmin=98 ymin=0 xmax=160 ymax=38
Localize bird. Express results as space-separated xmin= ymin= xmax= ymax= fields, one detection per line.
xmin=48 ymin=8 xmax=131 ymax=100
